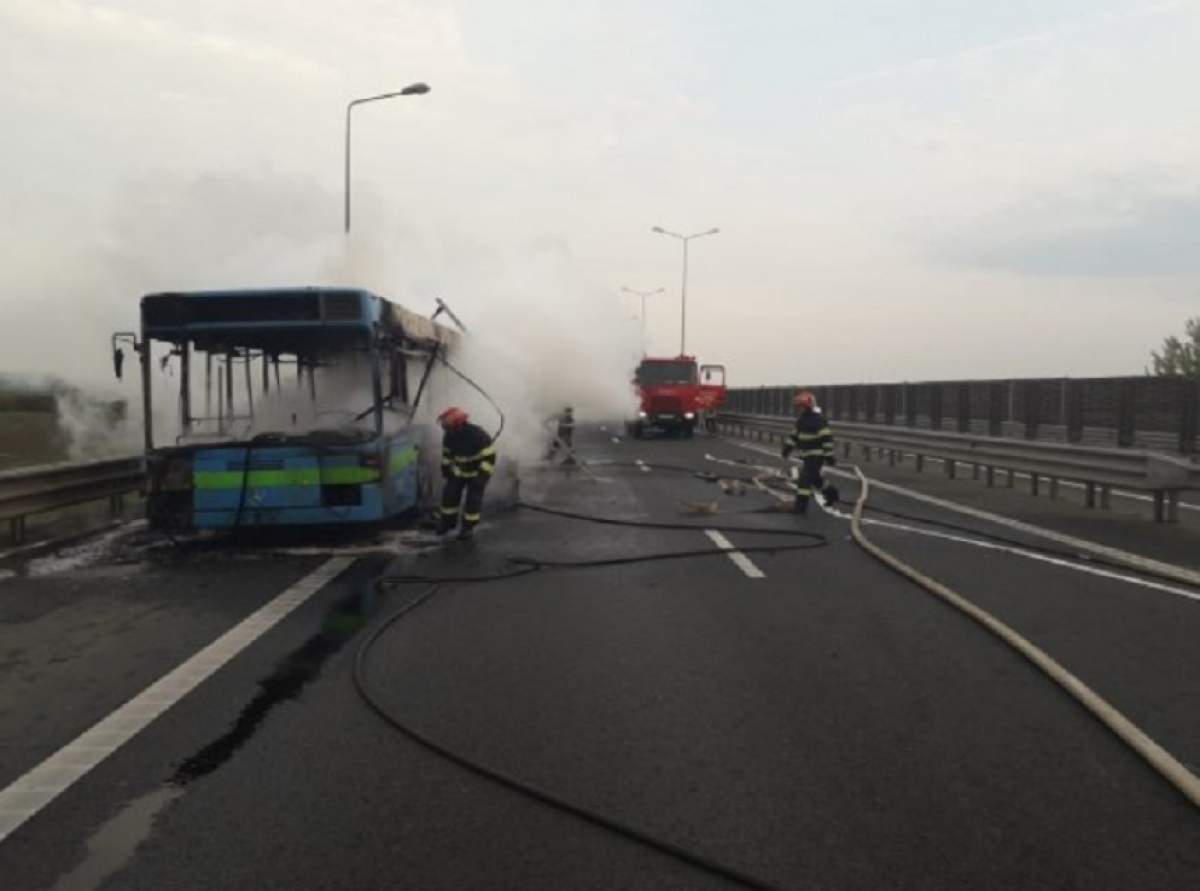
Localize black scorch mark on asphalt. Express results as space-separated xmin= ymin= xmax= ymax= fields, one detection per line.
xmin=171 ymin=583 xmax=373 ymax=784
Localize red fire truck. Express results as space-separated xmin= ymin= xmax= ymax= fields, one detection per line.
xmin=627 ymin=355 xmax=727 ymax=438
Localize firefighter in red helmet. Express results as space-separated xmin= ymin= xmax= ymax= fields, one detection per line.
xmin=782 ymin=390 xmax=838 ymax=514
xmin=436 ymin=407 xmax=497 ymax=539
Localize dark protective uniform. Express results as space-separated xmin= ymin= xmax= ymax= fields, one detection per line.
xmin=437 ymin=422 xmax=497 ymax=533
xmin=546 ymin=408 xmax=576 ymax=462
xmin=556 ymin=410 xmax=575 ymax=448
xmin=782 ymin=408 xmax=837 ymax=513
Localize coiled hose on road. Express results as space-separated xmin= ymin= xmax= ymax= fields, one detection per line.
xmin=353 ymin=504 xmax=828 ymax=891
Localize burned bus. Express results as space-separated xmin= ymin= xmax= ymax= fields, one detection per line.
xmin=112 ymin=287 xmax=459 ymax=532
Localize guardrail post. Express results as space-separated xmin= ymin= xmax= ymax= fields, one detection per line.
xmin=1006 ymin=468 xmax=1015 ymax=488
xmin=1030 ymin=473 xmax=1040 ymax=496
xmin=1085 ymin=482 xmax=1096 ymax=508
xmin=945 ymin=459 xmax=956 ymax=479
xmin=1166 ymin=491 xmax=1180 ymax=523
xmin=861 ymin=444 xmax=872 ymax=463
xmin=9 ymin=516 xmax=25 ymax=546
xmin=1049 ymin=477 xmax=1059 ymax=500
xmin=1153 ymin=491 xmax=1165 ymax=523
xmin=1100 ymin=486 xmax=1111 ymax=509
xmin=971 ymin=463 xmax=980 ymax=480
xmin=888 ymin=449 xmax=897 ymax=467
xmin=915 ymin=454 xmax=925 ymax=473
xmin=842 ymin=442 xmax=851 ymax=459
xmin=985 ymin=466 xmax=995 ymax=487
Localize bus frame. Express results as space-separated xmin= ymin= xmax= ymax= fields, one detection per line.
xmin=112 ymin=287 xmax=459 ymax=533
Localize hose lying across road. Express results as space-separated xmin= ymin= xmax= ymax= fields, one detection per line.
xmin=846 ymin=467 xmax=1200 ymax=810
xmin=353 ymin=453 xmax=1199 ymax=891
xmin=354 ymin=505 xmax=829 ymax=891
xmin=721 ymin=448 xmax=1200 ymax=808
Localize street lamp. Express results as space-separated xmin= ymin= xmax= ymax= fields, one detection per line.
xmin=651 ymin=226 xmax=720 ymax=355
xmin=621 ymin=286 xmax=665 ymax=353
xmin=344 ymin=82 xmax=430 ymax=233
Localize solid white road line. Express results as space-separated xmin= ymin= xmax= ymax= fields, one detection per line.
xmin=724 ymin=443 xmax=1200 ymax=606
xmin=732 ymin=440 xmax=1200 ymax=587
xmin=635 ymin=459 xmax=650 ymax=473
xmin=704 ymin=529 xmax=766 ymax=579
xmin=0 ymin=556 xmax=355 ymax=844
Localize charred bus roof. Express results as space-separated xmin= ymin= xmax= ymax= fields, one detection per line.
xmin=140 ymin=287 xmax=459 ymax=353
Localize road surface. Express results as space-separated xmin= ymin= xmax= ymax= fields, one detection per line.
xmin=1 ymin=426 xmax=1197 ymax=889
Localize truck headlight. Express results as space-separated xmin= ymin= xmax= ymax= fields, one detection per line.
xmin=684 ymin=412 xmax=695 ymax=420
xmin=638 ymin=411 xmax=647 ymax=418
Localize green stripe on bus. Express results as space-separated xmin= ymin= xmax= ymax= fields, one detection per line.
xmin=194 ymin=467 xmax=381 ymax=490
xmin=390 ymin=446 xmax=419 ymax=472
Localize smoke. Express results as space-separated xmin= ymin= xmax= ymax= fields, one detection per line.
xmin=1 ymin=168 xmax=641 ymax=465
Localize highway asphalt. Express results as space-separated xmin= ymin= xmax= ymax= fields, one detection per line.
xmin=0 ymin=426 xmax=1197 ymax=889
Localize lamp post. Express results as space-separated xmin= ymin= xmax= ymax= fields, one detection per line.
xmin=651 ymin=226 xmax=719 ymax=355
xmin=344 ymin=82 xmax=430 ymax=233
xmin=621 ymin=286 xmax=664 ymax=353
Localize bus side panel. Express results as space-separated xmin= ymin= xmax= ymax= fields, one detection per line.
xmin=191 ymin=445 xmax=386 ymax=528
xmin=386 ymin=428 xmax=424 ymax=515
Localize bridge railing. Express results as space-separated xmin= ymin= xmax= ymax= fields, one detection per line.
xmin=0 ymin=457 xmax=144 ymax=545
xmin=716 ymin=411 xmax=1200 ymax=523
xmin=726 ymin=376 xmax=1200 ymax=455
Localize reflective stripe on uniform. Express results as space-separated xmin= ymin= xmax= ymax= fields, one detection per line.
xmin=463 ymin=512 xmax=481 ymax=522
xmin=439 ymin=505 xmax=460 ymax=516
xmin=480 ymin=462 xmax=495 ymax=474
xmin=450 ymin=445 xmax=497 ymax=464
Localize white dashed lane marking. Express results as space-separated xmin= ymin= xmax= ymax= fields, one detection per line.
xmin=704 ymin=529 xmax=766 ymax=579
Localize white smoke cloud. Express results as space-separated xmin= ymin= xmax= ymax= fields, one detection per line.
xmin=0 ymin=168 xmax=640 ymax=467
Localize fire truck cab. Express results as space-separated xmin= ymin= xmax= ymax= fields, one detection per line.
xmin=627 ymin=355 xmax=727 ymax=439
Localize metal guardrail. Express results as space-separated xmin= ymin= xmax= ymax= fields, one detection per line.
xmin=717 ymin=412 xmax=1200 ymax=523
xmin=0 ymin=456 xmax=144 ymax=545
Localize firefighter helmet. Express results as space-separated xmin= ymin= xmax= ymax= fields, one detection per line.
xmin=437 ymin=406 xmax=469 ymax=428
xmin=793 ymin=391 xmax=815 ymax=410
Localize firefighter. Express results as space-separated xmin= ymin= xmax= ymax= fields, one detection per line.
xmin=781 ymin=391 xmax=839 ymax=514
xmin=545 ymin=406 xmax=576 ymax=464
xmin=436 ymin=407 xmax=497 ymax=539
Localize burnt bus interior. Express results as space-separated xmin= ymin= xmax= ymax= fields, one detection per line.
xmin=113 ymin=289 xmax=455 ymax=452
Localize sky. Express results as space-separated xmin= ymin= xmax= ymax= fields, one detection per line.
xmin=2 ymin=0 xmax=1199 ymax=397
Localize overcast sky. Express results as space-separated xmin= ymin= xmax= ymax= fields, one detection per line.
xmin=3 ymin=0 xmax=1199 ymax=391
